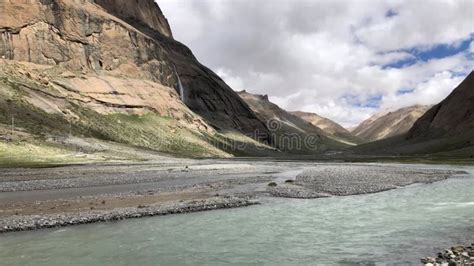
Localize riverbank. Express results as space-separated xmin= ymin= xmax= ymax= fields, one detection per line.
xmin=0 ymin=161 xmax=469 ymax=233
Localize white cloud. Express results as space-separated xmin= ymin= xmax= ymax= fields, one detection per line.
xmin=381 ymin=71 xmax=466 ymax=110
xmin=215 ymin=68 xmax=245 ymax=91
xmin=355 ymin=0 xmax=474 ymax=51
xmin=159 ymin=0 xmax=474 ymax=128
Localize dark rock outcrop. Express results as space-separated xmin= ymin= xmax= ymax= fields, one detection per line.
xmin=353 ymin=72 xmax=474 ymax=156
xmin=408 ymin=71 xmax=474 ymax=139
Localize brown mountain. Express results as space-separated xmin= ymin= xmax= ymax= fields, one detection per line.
xmin=291 ymin=111 xmax=362 ymax=145
xmin=0 ymin=0 xmax=276 ymax=162
xmin=0 ymin=0 xmax=269 ymax=136
xmin=352 ymin=105 xmax=431 ymax=142
xmin=402 ymin=71 xmax=474 ymax=155
xmin=237 ymin=91 xmax=350 ymax=153
xmin=354 ymin=71 xmax=474 ymax=157
xmin=408 ymin=72 xmax=474 ymax=139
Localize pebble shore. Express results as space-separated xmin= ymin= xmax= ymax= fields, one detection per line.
xmin=422 ymin=244 xmax=474 ymax=265
xmin=0 ymin=196 xmax=258 ymax=233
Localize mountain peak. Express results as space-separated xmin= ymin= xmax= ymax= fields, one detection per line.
xmin=93 ymin=0 xmax=173 ymax=38
xmin=238 ymin=90 xmax=269 ymax=102
xmin=353 ymin=105 xmax=432 ymax=142
xmin=291 ymin=111 xmax=362 ymax=145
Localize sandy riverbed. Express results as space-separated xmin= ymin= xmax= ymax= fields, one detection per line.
xmin=0 ymin=160 xmax=467 ymax=232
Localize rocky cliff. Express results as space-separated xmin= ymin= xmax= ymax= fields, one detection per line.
xmin=0 ymin=0 xmax=269 ymax=140
xmin=0 ymin=0 xmax=278 ymax=161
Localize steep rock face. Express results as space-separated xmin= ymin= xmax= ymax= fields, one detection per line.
xmin=0 ymin=0 xmax=176 ymax=85
xmin=353 ymin=105 xmax=431 ymax=142
xmin=0 ymin=0 xmax=269 ymax=140
xmin=291 ymin=111 xmax=362 ymax=145
xmin=408 ymin=71 xmax=474 ymax=139
xmin=0 ymin=60 xmax=232 ymax=158
xmin=0 ymin=61 xmax=210 ymax=133
xmin=127 ymin=20 xmax=270 ymax=139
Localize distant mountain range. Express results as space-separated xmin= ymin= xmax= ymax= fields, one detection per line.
xmin=354 ymin=71 xmax=474 ymax=156
xmin=290 ymin=111 xmax=363 ymax=145
xmin=237 ymin=91 xmax=350 ymax=153
xmin=0 ymin=0 xmax=472 ymax=164
xmin=352 ymin=105 xmax=432 ymax=142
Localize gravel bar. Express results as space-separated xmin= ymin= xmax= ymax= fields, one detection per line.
xmin=0 ymin=196 xmax=258 ymax=233
xmin=295 ymin=165 xmax=467 ymax=196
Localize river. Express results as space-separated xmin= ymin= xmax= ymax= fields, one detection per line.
xmin=1 ymin=164 xmax=473 ymax=265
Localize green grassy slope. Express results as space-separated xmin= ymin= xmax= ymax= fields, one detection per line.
xmin=0 ymin=64 xmax=287 ymax=165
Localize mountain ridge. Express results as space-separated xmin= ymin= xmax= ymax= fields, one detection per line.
xmin=353 ymin=71 xmax=474 ymax=156
xmin=290 ymin=111 xmax=362 ymax=145
xmin=352 ymin=105 xmax=432 ymax=142
xmin=407 ymin=71 xmax=474 ymax=139
xmin=237 ymin=90 xmax=350 ymax=153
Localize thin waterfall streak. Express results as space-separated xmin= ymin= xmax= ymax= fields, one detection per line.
xmin=173 ymin=65 xmax=185 ymax=103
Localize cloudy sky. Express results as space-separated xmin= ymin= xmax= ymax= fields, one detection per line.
xmin=159 ymin=0 xmax=474 ymax=127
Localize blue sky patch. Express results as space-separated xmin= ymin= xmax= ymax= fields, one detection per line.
xmin=382 ymin=35 xmax=474 ymax=70
xmin=451 ymin=71 xmax=470 ymax=78
xmin=413 ymin=37 xmax=473 ymax=61
xmin=360 ymin=95 xmax=383 ymax=108
xmin=342 ymin=94 xmax=383 ymax=108
xmin=385 ymin=9 xmax=398 ymax=18
xmin=396 ymin=88 xmax=415 ymax=95
xmin=382 ymin=57 xmax=417 ymax=69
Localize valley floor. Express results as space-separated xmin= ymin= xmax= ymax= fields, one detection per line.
xmin=0 ymin=159 xmax=467 ymax=233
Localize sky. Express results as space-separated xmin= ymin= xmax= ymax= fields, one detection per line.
xmin=159 ymin=0 xmax=474 ymax=128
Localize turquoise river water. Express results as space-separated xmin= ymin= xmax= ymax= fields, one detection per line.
xmin=0 ymin=164 xmax=473 ymax=265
